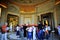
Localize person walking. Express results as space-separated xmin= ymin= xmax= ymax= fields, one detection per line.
xmin=38 ymin=21 xmax=43 ymax=30
xmin=26 ymin=25 xmax=33 ymax=40
xmin=1 ymin=23 xmax=8 ymax=40
xmin=19 ymin=25 xmax=24 ymax=38
xmin=32 ymin=26 xmax=36 ymax=40
xmin=57 ymin=24 xmax=60 ymax=40
xmin=23 ymin=24 xmax=27 ymax=37
xmin=37 ymin=27 xmax=44 ymax=40
xmin=45 ymin=24 xmax=49 ymax=40
xmin=9 ymin=23 xmax=13 ymax=33
xmin=19 ymin=25 xmax=24 ymax=40
xmin=16 ymin=24 xmax=20 ymax=38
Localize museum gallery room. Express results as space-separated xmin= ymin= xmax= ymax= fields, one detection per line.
xmin=0 ymin=0 xmax=60 ymax=40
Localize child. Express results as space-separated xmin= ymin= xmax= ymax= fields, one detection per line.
xmin=26 ymin=25 xmax=33 ymax=40
xmin=48 ymin=25 xmax=51 ymax=35
xmin=45 ymin=24 xmax=49 ymax=40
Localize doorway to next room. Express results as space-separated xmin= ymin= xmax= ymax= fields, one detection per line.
xmin=41 ymin=12 xmax=55 ymax=31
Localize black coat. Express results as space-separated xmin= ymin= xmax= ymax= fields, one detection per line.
xmin=38 ymin=23 xmax=43 ymax=30
xmin=23 ymin=26 xmax=27 ymax=37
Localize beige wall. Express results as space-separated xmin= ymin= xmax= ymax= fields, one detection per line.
xmin=20 ymin=14 xmax=37 ymax=25
xmin=53 ymin=4 xmax=60 ymax=27
xmin=56 ymin=4 xmax=60 ymax=26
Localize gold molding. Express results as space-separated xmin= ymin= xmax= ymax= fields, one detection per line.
xmin=55 ymin=1 xmax=60 ymax=5
xmin=0 ymin=4 xmax=7 ymax=8
xmin=7 ymin=12 xmax=20 ymax=16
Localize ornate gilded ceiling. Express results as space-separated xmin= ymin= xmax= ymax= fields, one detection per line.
xmin=11 ymin=0 xmax=48 ymax=5
xmin=9 ymin=0 xmax=49 ymax=13
xmin=1 ymin=0 xmax=60 ymax=13
xmin=0 ymin=0 xmax=49 ymax=13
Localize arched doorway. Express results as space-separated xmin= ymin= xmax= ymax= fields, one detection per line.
xmin=7 ymin=14 xmax=19 ymax=27
xmin=41 ymin=12 xmax=55 ymax=30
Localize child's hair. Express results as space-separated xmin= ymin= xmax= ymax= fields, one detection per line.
xmin=17 ymin=24 xmax=19 ymax=26
xmin=59 ymin=24 xmax=60 ymax=25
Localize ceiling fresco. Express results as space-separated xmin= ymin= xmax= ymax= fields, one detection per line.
xmin=8 ymin=0 xmax=49 ymax=13
xmin=0 ymin=0 xmax=49 ymax=13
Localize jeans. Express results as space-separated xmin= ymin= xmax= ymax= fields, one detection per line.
xmin=1 ymin=33 xmax=7 ymax=40
xmin=19 ymin=30 xmax=24 ymax=38
xmin=0 ymin=32 xmax=2 ymax=40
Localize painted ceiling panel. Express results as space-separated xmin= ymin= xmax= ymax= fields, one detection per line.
xmin=20 ymin=6 xmax=35 ymax=12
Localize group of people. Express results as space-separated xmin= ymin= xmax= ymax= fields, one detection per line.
xmin=16 ymin=24 xmax=37 ymax=40
xmin=0 ymin=21 xmax=60 ymax=40
xmin=0 ymin=22 xmax=51 ymax=40
xmin=0 ymin=23 xmax=51 ymax=40
xmin=15 ymin=21 xmax=51 ymax=40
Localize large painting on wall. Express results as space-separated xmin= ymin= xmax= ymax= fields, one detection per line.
xmin=7 ymin=14 xmax=19 ymax=27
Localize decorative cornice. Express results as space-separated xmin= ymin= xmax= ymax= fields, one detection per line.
xmin=0 ymin=3 xmax=7 ymax=8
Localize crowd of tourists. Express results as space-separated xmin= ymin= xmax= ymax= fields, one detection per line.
xmin=0 ymin=21 xmax=60 ymax=40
